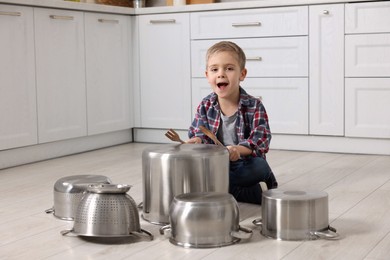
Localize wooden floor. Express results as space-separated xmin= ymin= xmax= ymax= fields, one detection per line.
xmin=1 ymin=143 xmax=389 ymax=260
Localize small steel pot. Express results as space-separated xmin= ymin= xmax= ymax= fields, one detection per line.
xmin=61 ymin=184 xmax=153 ymax=240
xmin=45 ymin=175 xmax=111 ymax=220
xmin=159 ymin=192 xmax=252 ymax=248
xmin=253 ymin=189 xmax=339 ymax=241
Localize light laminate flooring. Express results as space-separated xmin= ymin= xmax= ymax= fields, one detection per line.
xmin=1 ymin=143 xmax=389 ymax=260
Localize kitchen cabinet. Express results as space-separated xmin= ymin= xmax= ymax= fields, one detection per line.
xmin=309 ymin=4 xmax=344 ymax=136
xmin=345 ymin=1 xmax=390 ymax=139
xmin=34 ymin=8 xmax=87 ymax=143
xmin=138 ymin=13 xmax=191 ymax=129
xmin=85 ymin=13 xmax=132 ymax=135
xmin=190 ymin=6 xmax=309 ymax=134
xmin=0 ymin=5 xmax=37 ymax=150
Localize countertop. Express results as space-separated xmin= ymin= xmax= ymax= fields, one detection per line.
xmin=0 ymin=0 xmax=381 ymax=15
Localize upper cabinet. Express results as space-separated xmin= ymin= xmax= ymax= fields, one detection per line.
xmin=138 ymin=13 xmax=191 ymax=129
xmin=85 ymin=13 xmax=133 ymax=135
xmin=0 ymin=5 xmax=37 ymax=150
xmin=34 ymin=8 xmax=87 ymax=143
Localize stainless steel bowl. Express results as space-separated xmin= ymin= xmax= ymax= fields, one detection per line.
xmin=253 ymin=189 xmax=339 ymax=241
xmin=160 ymin=192 xmax=252 ymax=248
xmin=45 ymin=175 xmax=111 ymax=220
xmin=142 ymin=144 xmax=229 ymax=225
xmin=61 ymin=184 xmax=153 ymax=239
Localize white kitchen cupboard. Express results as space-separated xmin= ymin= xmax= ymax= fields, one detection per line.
xmin=0 ymin=5 xmax=37 ymax=150
xmin=345 ymin=1 xmax=390 ymax=139
xmin=345 ymin=78 xmax=390 ymax=138
xmin=138 ymin=13 xmax=191 ymax=129
xmin=309 ymin=4 xmax=344 ymax=136
xmin=34 ymin=8 xmax=87 ymax=143
xmin=190 ymin=6 xmax=309 ymax=135
xmin=85 ymin=13 xmax=132 ymax=135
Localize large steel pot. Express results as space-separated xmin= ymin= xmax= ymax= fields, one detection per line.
xmin=45 ymin=175 xmax=111 ymax=220
xmin=142 ymin=144 xmax=229 ymax=224
xmin=61 ymin=184 xmax=153 ymax=240
xmin=160 ymin=192 xmax=252 ymax=248
xmin=253 ymin=189 xmax=339 ymax=241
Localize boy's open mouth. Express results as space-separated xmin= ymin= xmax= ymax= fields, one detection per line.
xmin=217 ymin=82 xmax=228 ymax=89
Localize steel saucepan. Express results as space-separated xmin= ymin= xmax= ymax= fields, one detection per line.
xmin=253 ymin=189 xmax=339 ymax=241
xmin=160 ymin=192 xmax=252 ymax=248
xmin=45 ymin=175 xmax=111 ymax=220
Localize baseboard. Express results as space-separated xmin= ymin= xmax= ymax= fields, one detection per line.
xmin=0 ymin=129 xmax=133 ymax=169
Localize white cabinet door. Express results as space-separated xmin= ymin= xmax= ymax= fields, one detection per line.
xmin=138 ymin=13 xmax=191 ymax=129
xmin=309 ymin=4 xmax=344 ymax=136
xmin=0 ymin=5 xmax=37 ymax=150
xmin=85 ymin=13 xmax=132 ymax=135
xmin=192 ymin=78 xmax=309 ymax=134
xmin=35 ymin=8 xmax=87 ymax=143
xmin=345 ymin=78 xmax=390 ymax=138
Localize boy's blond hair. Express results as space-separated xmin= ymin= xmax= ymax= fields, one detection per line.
xmin=206 ymin=41 xmax=246 ymax=70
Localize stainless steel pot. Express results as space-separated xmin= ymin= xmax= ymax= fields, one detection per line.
xmin=45 ymin=175 xmax=111 ymax=220
xmin=142 ymin=144 xmax=229 ymax=225
xmin=253 ymin=189 xmax=339 ymax=241
xmin=159 ymin=192 xmax=252 ymax=248
xmin=61 ymin=184 xmax=153 ymax=239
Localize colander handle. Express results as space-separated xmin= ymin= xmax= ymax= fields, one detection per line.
xmin=252 ymin=218 xmax=263 ymax=227
xmin=159 ymin=225 xmax=171 ymax=238
xmin=231 ymin=225 xmax=253 ymax=240
xmin=139 ymin=228 xmax=154 ymax=240
xmin=60 ymin=229 xmax=77 ymax=236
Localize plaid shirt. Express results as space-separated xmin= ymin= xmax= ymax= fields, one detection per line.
xmin=188 ymin=87 xmax=271 ymax=158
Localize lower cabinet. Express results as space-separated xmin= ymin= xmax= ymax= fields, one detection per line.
xmin=34 ymin=8 xmax=87 ymax=143
xmin=0 ymin=5 xmax=37 ymax=150
xmin=85 ymin=13 xmax=132 ymax=135
xmin=192 ymin=78 xmax=309 ymax=135
xmin=345 ymin=78 xmax=390 ymax=138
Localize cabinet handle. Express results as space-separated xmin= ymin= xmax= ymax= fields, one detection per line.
xmin=232 ymin=22 xmax=261 ymax=27
xmin=323 ymin=10 xmax=329 ymax=15
xmin=247 ymin=56 xmax=262 ymax=61
xmin=98 ymin=18 xmax=119 ymax=23
xmin=149 ymin=19 xmax=176 ymax=24
xmin=0 ymin=11 xmax=21 ymax=16
xmin=49 ymin=15 xmax=74 ymax=20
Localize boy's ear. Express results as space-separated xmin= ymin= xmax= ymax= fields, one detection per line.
xmin=240 ymin=68 xmax=247 ymax=81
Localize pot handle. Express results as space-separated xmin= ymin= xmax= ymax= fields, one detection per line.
xmin=231 ymin=225 xmax=253 ymax=240
xmin=132 ymin=228 xmax=153 ymax=241
xmin=45 ymin=207 xmax=54 ymax=214
xmin=159 ymin=225 xmax=172 ymax=238
xmin=312 ymin=226 xmax=340 ymax=240
xmin=252 ymin=218 xmax=262 ymax=227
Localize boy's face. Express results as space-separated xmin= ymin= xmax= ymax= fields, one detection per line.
xmin=205 ymin=51 xmax=247 ymax=100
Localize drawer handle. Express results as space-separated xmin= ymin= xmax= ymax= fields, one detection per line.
xmin=150 ymin=19 xmax=176 ymax=24
xmin=49 ymin=15 xmax=74 ymax=20
xmin=98 ymin=18 xmax=119 ymax=23
xmin=247 ymin=56 xmax=262 ymax=61
xmin=323 ymin=10 xmax=329 ymax=15
xmin=232 ymin=22 xmax=261 ymax=27
xmin=0 ymin=11 xmax=21 ymax=16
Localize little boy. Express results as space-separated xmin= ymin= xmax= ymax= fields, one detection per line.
xmin=186 ymin=41 xmax=278 ymax=204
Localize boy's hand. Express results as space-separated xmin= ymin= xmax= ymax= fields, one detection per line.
xmin=227 ymin=145 xmax=240 ymax=161
xmin=186 ymin=137 xmax=202 ymax=144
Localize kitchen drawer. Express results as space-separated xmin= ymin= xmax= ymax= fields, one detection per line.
xmin=191 ymin=6 xmax=308 ymax=40
xmin=345 ymin=78 xmax=390 ymax=139
xmin=346 ymin=2 xmax=390 ymax=34
xmin=191 ymin=78 xmax=308 ymax=135
xmin=191 ymin=37 xmax=308 ymax=78
xmin=345 ymin=34 xmax=390 ymax=77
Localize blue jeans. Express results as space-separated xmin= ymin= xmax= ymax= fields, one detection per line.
xmin=229 ymin=157 xmax=278 ymax=205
